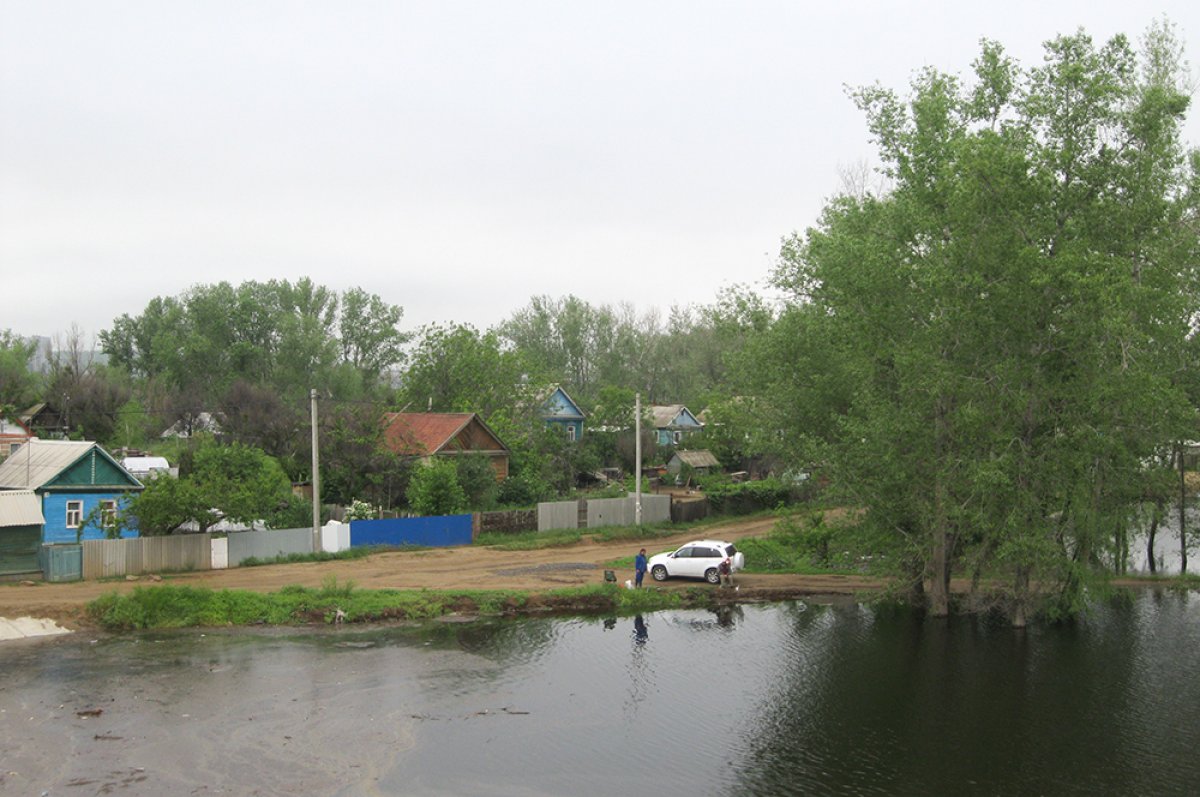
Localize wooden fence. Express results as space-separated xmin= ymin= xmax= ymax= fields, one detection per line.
xmin=82 ymin=534 xmax=213 ymax=580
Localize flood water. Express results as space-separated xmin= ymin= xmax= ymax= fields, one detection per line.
xmin=2 ymin=592 xmax=1199 ymax=796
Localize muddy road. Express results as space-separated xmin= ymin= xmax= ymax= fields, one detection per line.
xmin=0 ymin=516 xmax=888 ymax=626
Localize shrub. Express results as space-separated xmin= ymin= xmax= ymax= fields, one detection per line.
xmin=704 ymin=478 xmax=793 ymax=515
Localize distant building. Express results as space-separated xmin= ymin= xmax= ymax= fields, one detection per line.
xmin=0 ymin=418 xmax=34 ymax=461
xmin=381 ymin=412 xmax=510 ymax=481
xmin=121 ymin=456 xmax=173 ymax=481
xmin=651 ymin=405 xmax=704 ymax=447
xmin=666 ymin=449 xmax=721 ymax=477
xmin=539 ymin=387 xmax=586 ymax=441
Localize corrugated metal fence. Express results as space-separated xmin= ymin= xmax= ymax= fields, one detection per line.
xmin=226 ymin=527 xmax=314 ymax=567
xmin=350 ymin=515 xmax=473 ymax=548
xmin=82 ymin=535 xmax=213 ymax=580
xmin=538 ymin=495 xmax=672 ymax=531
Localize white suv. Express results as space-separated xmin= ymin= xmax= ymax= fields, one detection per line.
xmin=648 ymin=540 xmax=745 ymax=584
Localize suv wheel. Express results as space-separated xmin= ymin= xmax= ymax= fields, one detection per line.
xmin=705 ymin=568 xmax=720 ymax=584
xmin=651 ymin=565 xmax=668 ymax=582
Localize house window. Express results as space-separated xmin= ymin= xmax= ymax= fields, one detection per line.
xmin=66 ymin=500 xmax=83 ymax=529
xmin=100 ymin=500 xmax=118 ymax=529
xmin=673 ymin=431 xmax=682 ymax=444
xmin=567 ymin=425 xmax=577 ymax=442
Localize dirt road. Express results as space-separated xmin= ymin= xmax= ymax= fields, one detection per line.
xmin=0 ymin=517 xmax=888 ymax=627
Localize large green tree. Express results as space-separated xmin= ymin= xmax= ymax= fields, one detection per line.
xmin=760 ymin=25 xmax=1199 ymax=622
xmin=0 ymin=330 xmax=40 ymax=414
xmin=125 ymin=440 xmax=294 ymax=534
xmin=400 ymin=323 xmax=529 ymax=417
xmin=101 ymin=279 xmax=407 ymax=405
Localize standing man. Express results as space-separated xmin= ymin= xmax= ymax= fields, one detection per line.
xmin=634 ymin=548 xmax=648 ymax=588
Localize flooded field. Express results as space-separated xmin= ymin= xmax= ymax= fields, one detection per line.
xmin=2 ymin=593 xmax=1199 ymax=796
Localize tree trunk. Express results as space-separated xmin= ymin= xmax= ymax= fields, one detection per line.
xmin=1180 ymin=444 xmax=1188 ymax=575
xmin=929 ymin=527 xmax=951 ymax=617
xmin=928 ymin=396 xmax=952 ymax=618
xmin=1147 ymin=500 xmax=1162 ymax=575
xmin=1012 ymin=564 xmax=1030 ymax=628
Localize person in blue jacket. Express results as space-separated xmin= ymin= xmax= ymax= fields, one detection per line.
xmin=634 ymin=548 xmax=648 ymax=588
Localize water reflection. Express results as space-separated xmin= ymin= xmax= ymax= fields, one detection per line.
xmin=633 ymin=614 xmax=648 ymax=644
xmin=2 ymin=594 xmax=1198 ymax=796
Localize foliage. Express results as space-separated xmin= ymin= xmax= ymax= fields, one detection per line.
xmin=237 ymin=548 xmax=373 ymax=567
xmin=753 ymin=24 xmax=1200 ymax=621
xmin=100 ymin=279 xmax=407 ymax=404
xmin=455 ymin=454 xmax=500 ymax=510
xmin=704 ymin=478 xmax=793 ymax=515
xmin=0 ymin=329 xmax=41 ymax=412
xmin=736 ymin=512 xmax=892 ymax=575
xmin=345 ymin=499 xmax=376 ymax=521
xmin=85 ymin=582 xmax=717 ymax=630
xmin=405 ymin=459 xmax=467 ymax=516
xmin=124 ymin=440 xmax=295 ymax=534
xmin=400 ymin=323 xmax=528 ymax=417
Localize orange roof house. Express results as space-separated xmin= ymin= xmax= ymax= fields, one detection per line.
xmin=381 ymin=412 xmax=510 ymax=481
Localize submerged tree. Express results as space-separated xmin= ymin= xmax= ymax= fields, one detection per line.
xmin=765 ymin=24 xmax=1200 ymax=622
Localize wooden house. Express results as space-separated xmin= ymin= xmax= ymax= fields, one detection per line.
xmin=381 ymin=412 xmax=510 ymax=481
xmin=0 ymin=417 xmax=33 ymax=461
xmin=540 ymin=387 xmax=586 ymax=441
xmin=0 ymin=440 xmax=143 ymax=544
xmin=19 ymin=403 xmax=67 ymax=439
xmin=651 ymin=405 xmax=704 ymax=447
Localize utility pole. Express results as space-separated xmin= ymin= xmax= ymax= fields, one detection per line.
xmin=311 ymin=389 xmax=321 ymax=554
xmin=635 ymin=392 xmax=642 ymax=526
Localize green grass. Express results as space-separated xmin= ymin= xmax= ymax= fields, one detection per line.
xmin=85 ymin=581 xmax=720 ymax=631
xmin=475 ymin=529 xmax=584 ymax=549
xmin=238 ymin=547 xmax=375 ymax=567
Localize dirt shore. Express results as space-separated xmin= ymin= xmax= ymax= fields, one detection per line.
xmin=0 ymin=517 xmax=890 ymax=628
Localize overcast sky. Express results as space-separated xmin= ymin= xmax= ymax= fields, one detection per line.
xmin=3 ymin=1 xmax=1200 ymax=343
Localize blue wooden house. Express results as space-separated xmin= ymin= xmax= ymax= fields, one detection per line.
xmin=651 ymin=405 xmax=704 ymax=447
xmin=540 ymin=387 xmax=587 ymax=441
xmin=0 ymin=440 xmax=143 ymax=544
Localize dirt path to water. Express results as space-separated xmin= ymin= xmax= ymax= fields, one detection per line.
xmin=0 ymin=516 xmax=890 ymax=628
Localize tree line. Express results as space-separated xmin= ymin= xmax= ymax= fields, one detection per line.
xmin=3 ymin=22 xmax=1198 ymax=623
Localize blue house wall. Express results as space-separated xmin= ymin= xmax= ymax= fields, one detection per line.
xmin=41 ymin=492 xmax=138 ymax=544
xmin=542 ymin=387 xmax=585 ymax=440
xmin=656 ymin=407 xmax=703 ymax=446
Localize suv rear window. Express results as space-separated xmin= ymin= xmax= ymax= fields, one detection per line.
xmin=724 ymin=544 xmax=737 ymax=556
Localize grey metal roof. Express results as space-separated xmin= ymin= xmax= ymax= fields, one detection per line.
xmin=0 ymin=440 xmax=97 ymax=489
xmin=0 ymin=490 xmax=44 ymax=527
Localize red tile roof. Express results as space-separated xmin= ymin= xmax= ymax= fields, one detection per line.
xmin=382 ymin=412 xmax=476 ymax=456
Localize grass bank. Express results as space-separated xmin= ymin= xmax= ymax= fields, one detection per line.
xmin=86 ymin=579 xmax=721 ymax=631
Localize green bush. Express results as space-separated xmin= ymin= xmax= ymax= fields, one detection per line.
xmin=704 ymin=478 xmax=793 ymax=515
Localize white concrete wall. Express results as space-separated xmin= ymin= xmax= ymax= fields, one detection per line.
xmin=321 ymin=520 xmax=350 ymax=553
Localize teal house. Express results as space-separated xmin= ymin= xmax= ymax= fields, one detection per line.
xmin=540 ymin=387 xmax=587 ymax=441
xmin=651 ymin=405 xmax=704 ymax=446
xmin=0 ymin=440 xmax=143 ymax=544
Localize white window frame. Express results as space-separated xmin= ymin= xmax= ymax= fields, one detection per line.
xmin=567 ymin=425 xmax=576 ymax=442
xmin=100 ymin=499 xmax=118 ymax=529
xmin=66 ymin=500 xmax=83 ymax=529
xmin=673 ymin=430 xmax=682 ymax=444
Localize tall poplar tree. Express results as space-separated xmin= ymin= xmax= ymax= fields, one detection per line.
xmin=767 ymin=25 xmax=1199 ymax=622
